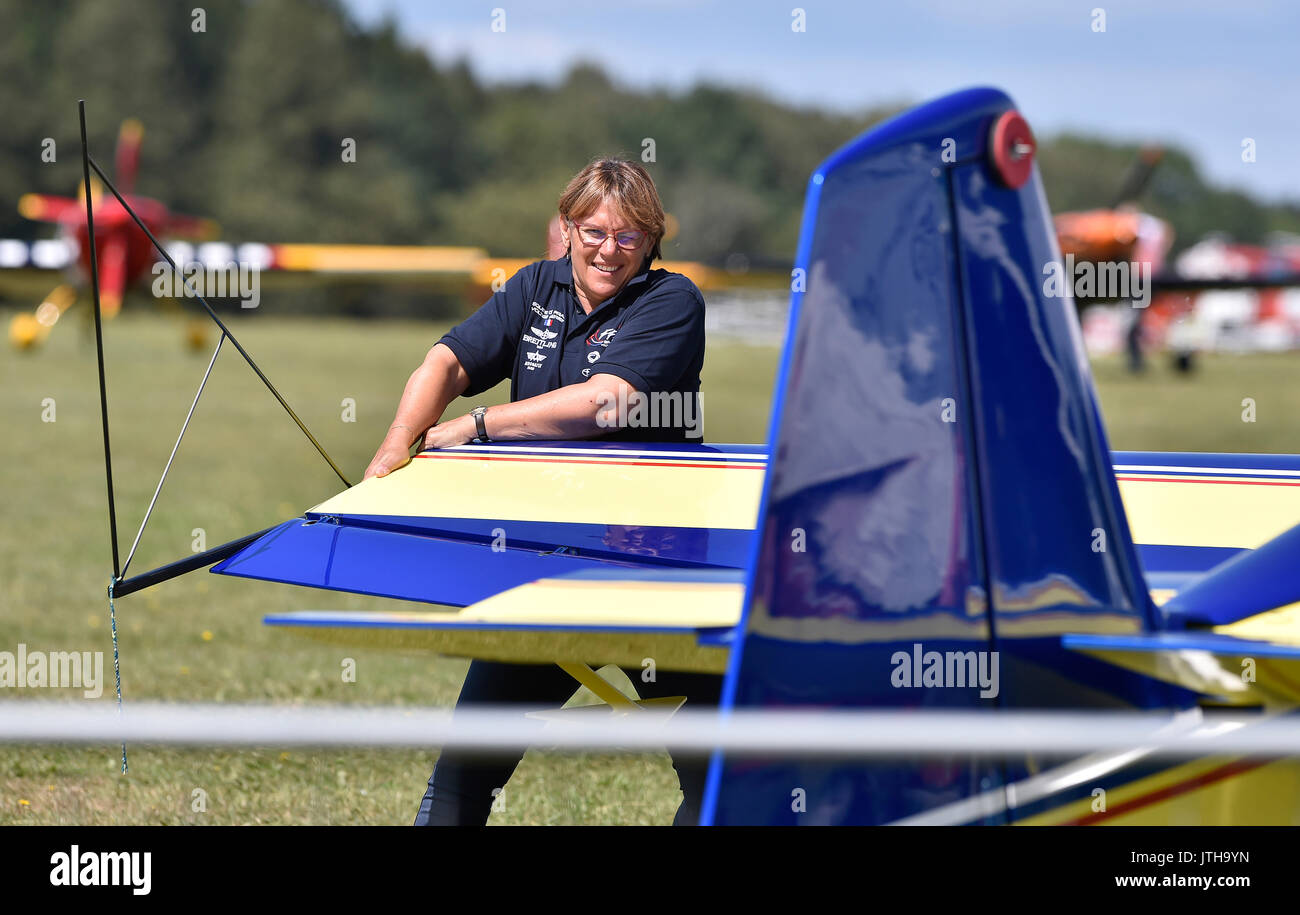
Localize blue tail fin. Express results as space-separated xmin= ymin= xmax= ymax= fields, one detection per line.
xmin=703 ymin=87 xmax=1178 ymax=826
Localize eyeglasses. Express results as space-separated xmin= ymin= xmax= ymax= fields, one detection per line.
xmin=569 ymin=221 xmax=645 ymax=250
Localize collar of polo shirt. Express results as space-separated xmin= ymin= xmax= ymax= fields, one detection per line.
xmin=556 ymin=253 xmax=652 ymax=312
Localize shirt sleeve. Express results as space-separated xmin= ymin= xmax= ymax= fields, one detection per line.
xmin=589 ymin=274 xmax=706 ymax=393
xmin=437 ymin=262 xmax=538 ymax=397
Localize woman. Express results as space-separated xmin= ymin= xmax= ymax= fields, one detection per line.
xmin=363 ymin=159 xmax=719 ymax=825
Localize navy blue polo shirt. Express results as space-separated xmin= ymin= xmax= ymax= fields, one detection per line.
xmin=438 ymin=255 xmax=705 ymax=442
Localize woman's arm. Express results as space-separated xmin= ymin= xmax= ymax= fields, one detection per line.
xmin=423 ymin=373 xmax=636 ymax=449
xmin=363 ymin=343 xmax=472 ymax=480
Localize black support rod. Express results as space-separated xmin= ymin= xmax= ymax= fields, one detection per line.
xmin=80 ymin=100 xmax=122 ymax=580
xmin=1152 ymin=273 xmax=1300 ymax=292
xmin=110 ymin=526 xmax=279 ymax=599
xmin=84 ymin=153 xmax=351 ymax=489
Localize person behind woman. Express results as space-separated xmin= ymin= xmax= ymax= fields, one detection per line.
xmin=363 ymin=158 xmax=718 ymax=825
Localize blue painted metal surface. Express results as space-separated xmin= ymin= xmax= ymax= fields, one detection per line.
xmin=950 ymin=154 xmax=1153 ymax=638
xmin=947 ymin=124 xmax=1172 ymax=726
xmin=304 ymin=514 xmax=752 ymax=569
xmin=212 ymin=516 xmax=658 ymax=607
xmin=1063 ymin=630 xmax=1300 ymax=660
xmin=707 ymin=87 xmax=1006 ymax=826
xmin=1137 ymin=543 xmax=1243 ymax=576
xmin=1162 ymin=521 xmax=1300 ymax=626
xmin=704 ymin=87 xmax=1186 ymax=826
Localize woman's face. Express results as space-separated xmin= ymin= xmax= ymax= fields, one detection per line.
xmin=561 ymin=202 xmax=651 ymax=310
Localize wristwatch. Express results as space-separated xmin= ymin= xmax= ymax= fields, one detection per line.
xmin=470 ymin=405 xmax=491 ymax=443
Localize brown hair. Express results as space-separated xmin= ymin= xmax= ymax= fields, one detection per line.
xmin=557 ymin=158 xmax=666 ymax=263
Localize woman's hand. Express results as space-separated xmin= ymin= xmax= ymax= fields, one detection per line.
xmin=363 ymin=426 xmax=419 ymax=481
xmin=423 ymin=414 xmax=475 ymax=450
xmin=364 ymin=344 xmax=473 ymax=481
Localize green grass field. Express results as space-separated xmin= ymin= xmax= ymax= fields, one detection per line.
xmin=2 ymin=309 xmax=1299 ymax=825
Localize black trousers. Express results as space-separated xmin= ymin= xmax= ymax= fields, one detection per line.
xmin=413 ymin=659 xmax=722 ymax=825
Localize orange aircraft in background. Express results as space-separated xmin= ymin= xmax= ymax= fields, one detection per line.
xmin=1054 ymin=145 xmax=1172 ymax=269
xmin=1052 ymin=146 xmax=1176 ymax=371
xmin=1054 ymin=145 xmax=1300 ymax=371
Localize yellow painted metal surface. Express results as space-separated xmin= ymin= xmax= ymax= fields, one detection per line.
xmin=311 ymin=448 xmax=765 ymax=530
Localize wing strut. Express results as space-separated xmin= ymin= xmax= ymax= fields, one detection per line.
xmin=82 ymin=100 xmax=121 ymax=581
xmin=78 ymin=99 xmax=352 ymax=599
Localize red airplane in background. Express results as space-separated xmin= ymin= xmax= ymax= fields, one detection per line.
xmin=9 ymin=119 xmax=216 ymax=348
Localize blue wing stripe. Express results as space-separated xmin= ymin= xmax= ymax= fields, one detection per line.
xmin=305 ymin=513 xmax=753 ymax=569
xmin=1064 ymin=631 xmax=1300 ymax=660
xmin=212 ymin=518 xmax=664 ymax=607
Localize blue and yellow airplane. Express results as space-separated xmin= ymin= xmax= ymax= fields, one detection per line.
xmin=107 ymin=87 xmax=1300 ymax=825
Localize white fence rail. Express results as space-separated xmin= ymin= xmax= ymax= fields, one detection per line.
xmin=0 ymin=702 xmax=1296 ymax=758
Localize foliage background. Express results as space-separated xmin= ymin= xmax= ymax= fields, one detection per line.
xmin=3 ymin=0 xmax=1299 ymax=268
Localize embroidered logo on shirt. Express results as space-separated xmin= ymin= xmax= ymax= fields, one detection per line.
xmin=521 ymin=333 xmax=558 ymax=349
xmin=586 ymin=327 xmax=618 ymax=347
xmin=531 ymin=325 xmax=559 ymax=340
xmin=531 ymin=302 xmax=565 ymax=326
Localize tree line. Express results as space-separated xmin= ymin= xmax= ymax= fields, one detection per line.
xmin=3 ymin=0 xmax=1296 ymax=266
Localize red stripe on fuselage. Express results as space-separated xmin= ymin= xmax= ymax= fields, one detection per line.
xmin=1057 ymin=758 xmax=1267 ymax=825
xmin=1116 ymin=476 xmax=1300 ymax=487
xmin=414 ymin=453 xmax=766 ymax=470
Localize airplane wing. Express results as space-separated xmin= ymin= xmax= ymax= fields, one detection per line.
xmin=213 ymin=441 xmax=765 ymax=673
xmin=1056 ymin=451 xmax=1300 ymax=705
xmin=264 ymin=244 xmax=487 ymax=274
xmin=220 ymin=444 xmax=1300 ymax=674
xmin=1062 ymin=630 xmax=1300 ymax=705
xmin=263 ymin=567 xmax=743 ymax=674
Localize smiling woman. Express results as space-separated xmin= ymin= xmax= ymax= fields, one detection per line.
xmin=558 ymin=159 xmax=665 ymax=311
xmin=362 ymin=157 xmax=706 ymax=479
xmin=358 ymin=158 xmax=718 ymax=826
